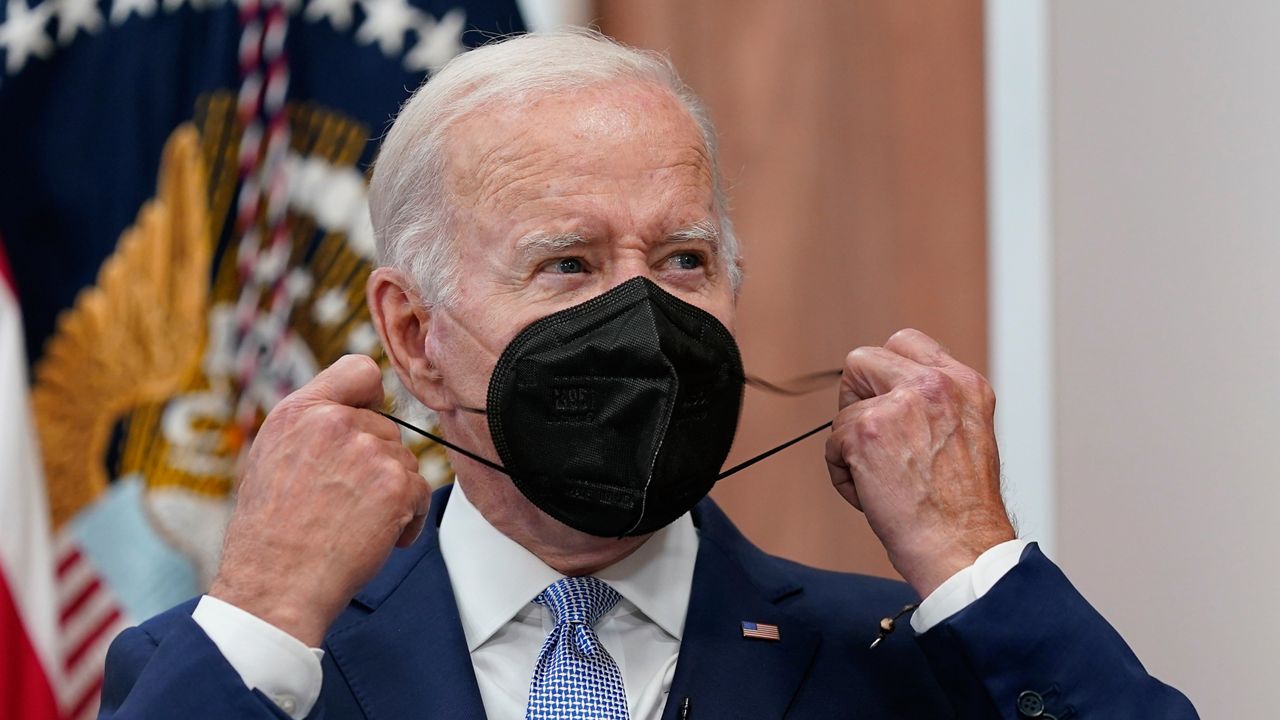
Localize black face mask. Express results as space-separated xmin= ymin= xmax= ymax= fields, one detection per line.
xmin=382 ymin=276 xmax=835 ymax=538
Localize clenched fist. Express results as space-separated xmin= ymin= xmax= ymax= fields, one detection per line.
xmin=825 ymin=329 xmax=1016 ymax=599
xmin=209 ymin=355 xmax=431 ymax=646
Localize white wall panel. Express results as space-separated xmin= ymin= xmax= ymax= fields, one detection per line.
xmin=1050 ymin=2 xmax=1280 ymax=714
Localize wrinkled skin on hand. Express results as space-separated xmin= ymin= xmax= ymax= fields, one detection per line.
xmin=209 ymin=355 xmax=431 ymax=646
xmin=825 ymin=329 xmax=1016 ymax=598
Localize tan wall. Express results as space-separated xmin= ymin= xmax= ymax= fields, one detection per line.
xmin=599 ymin=1 xmax=987 ymax=576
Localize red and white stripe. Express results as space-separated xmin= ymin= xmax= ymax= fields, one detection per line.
xmin=52 ymin=537 xmax=130 ymax=720
xmin=0 ymin=236 xmax=62 ymax=720
xmin=740 ymin=621 xmax=781 ymax=641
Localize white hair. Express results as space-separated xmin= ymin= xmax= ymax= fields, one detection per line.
xmin=367 ymin=29 xmax=741 ymax=307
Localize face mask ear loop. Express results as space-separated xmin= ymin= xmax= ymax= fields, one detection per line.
xmin=376 ymin=411 xmax=509 ymax=475
xmin=716 ymin=420 xmax=834 ymax=480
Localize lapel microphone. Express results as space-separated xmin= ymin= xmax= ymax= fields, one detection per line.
xmin=869 ymin=603 xmax=919 ymax=649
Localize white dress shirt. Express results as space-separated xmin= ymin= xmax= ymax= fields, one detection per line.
xmin=191 ymin=482 xmax=1029 ymax=719
xmin=439 ymin=480 xmax=697 ymax=720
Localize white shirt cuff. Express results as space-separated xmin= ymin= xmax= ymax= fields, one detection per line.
xmin=910 ymin=539 xmax=1030 ymax=634
xmin=192 ymin=595 xmax=324 ymax=719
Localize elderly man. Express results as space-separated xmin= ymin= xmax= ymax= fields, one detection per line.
xmin=101 ymin=31 xmax=1196 ymax=719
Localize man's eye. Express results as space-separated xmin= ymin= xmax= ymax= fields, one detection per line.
xmin=669 ymin=252 xmax=703 ymax=270
xmin=551 ymin=257 xmax=585 ymax=274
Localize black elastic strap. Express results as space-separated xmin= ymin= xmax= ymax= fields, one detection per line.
xmin=379 ymin=367 xmax=841 ymax=481
xmin=380 ymin=410 xmax=833 ymax=483
xmin=716 ymin=420 xmax=834 ymax=480
xmin=377 ymin=411 xmax=508 ymax=474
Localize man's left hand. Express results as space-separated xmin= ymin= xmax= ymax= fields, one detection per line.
xmin=825 ymin=328 xmax=1016 ymax=598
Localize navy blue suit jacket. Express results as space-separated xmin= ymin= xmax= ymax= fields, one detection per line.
xmin=100 ymin=486 xmax=1197 ymax=719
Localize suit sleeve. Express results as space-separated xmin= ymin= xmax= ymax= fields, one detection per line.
xmin=99 ymin=608 xmax=303 ymax=720
xmin=914 ymin=543 xmax=1199 ymax=720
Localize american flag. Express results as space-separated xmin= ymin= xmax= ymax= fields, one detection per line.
xmin=741 ymin=621 xmax=780 ymax=641
xmin=53 ymin=539 xmax=130 ymax=720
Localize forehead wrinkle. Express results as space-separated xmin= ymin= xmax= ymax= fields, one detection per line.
xmin=648 ymin=156 xmax=716 ymax=215
xmin=444 ymin=115 xmax=553 ymax=212
xmin=452 ymin=113 xmax=715 ymax=214
xmin=467 ymin=146 xmax=561 ymax=214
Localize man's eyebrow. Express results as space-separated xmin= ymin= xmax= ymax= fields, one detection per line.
xmin=664 ymin=220 xmax=722 ymax=253
xmin=513 ymin=231 xmax=592 ymax=260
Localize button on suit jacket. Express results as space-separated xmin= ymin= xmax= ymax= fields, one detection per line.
xmin=99 ymin=485 xmax=1198 ymax=719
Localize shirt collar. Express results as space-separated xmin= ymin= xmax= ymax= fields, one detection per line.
xmin=438 ymin=480 xmax=699 ymax=652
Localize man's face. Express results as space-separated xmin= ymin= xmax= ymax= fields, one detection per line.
xmin=426 ymin=80 xmax=736 ymax=420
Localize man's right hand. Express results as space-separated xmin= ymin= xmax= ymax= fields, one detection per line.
xmin=209 ymin=354 xmax=431 ymax=647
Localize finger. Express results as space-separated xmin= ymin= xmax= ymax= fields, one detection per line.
xmin=395 ymin=472 xmax=432 ymax=548
xmin=379 ymin=438 xmax=420 ymax=474
xmin=883 ymin=328 xmax=952 ymax=368
xmin=294 ymin=355 xmax=385 ymax=409
xmin=826 ymin=394 xmax=900 ymax=511
xmin=347 ymin=407 xmax=403 ymax=442
xmin=824 ymin=431 xmax=861 ymax=512
xmin=397 ymin=513 xmax=428 ymax=548
xmin=365 ymin=436 xmax=419 ymax=474
xmin=840 ymin=346 xmax=925 ymax=407
xmin=885 ymin=329 xmax=995 ymax=410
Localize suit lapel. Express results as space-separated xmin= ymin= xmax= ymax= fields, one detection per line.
xmin=320 ymin=488 xmax=820 ymax=720
xmin=662 ymin=500 xmax=821 ymax=720
xmin=324 ymin=485 xmax=487 ymax=720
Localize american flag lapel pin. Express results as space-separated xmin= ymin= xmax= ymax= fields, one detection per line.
xmin=741 ymin=620 xmax=781 ymax=641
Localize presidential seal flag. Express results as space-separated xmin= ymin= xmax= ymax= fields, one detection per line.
xmin=0 ymin=0 xmax=524 ymax=715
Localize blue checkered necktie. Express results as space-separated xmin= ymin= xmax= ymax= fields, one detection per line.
xmin=525 ymin=576 xmax=630 ymax=720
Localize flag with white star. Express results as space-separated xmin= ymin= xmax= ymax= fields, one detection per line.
xmin=0 ymin=0 xmax=523 ymax=717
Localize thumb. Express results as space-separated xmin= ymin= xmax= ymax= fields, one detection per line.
xmin=294 ymin=354 xmax=385 ymax=409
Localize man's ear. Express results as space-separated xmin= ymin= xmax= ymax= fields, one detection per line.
xmin=366 ymin=267 xmax=452 ymax=412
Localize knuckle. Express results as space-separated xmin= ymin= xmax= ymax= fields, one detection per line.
xmin=887 ymin=327 xmax=920 ymax=345
xmin=845 ymin=346 xmax=876 ymax=368
xmin=375 ymin=466 xmax=409 ymax=502
xmin=310 ymin=404 xmax=350 ymax=436
xmin=886 ymin=386 xmax=920 ymax=409
xmin=396 ymin=445 xmax=418 ymax=470
xmin=409 ymin=475 xmax=431 ymax=507
xmin=953 ymin=364 xmax=983 ymax=388
xmin=353 ymin=431 xmax=383 ymax=457
xmin=967 ymin=370 xmax=996 ymax=405
xmin=395 ymin=474 xmax=426 ymax=508
xmin=944 ymin=365 xmax=996 ymax=411
xmin=377 ymin=451 xmax=402 ymax=474
xmin=913 ymin=368 xmax=955 ymax=400
xmin=853 ymin=409 xmax=884 ymax=441
xmin=385 ymin=471 xmax=410 ymax=500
